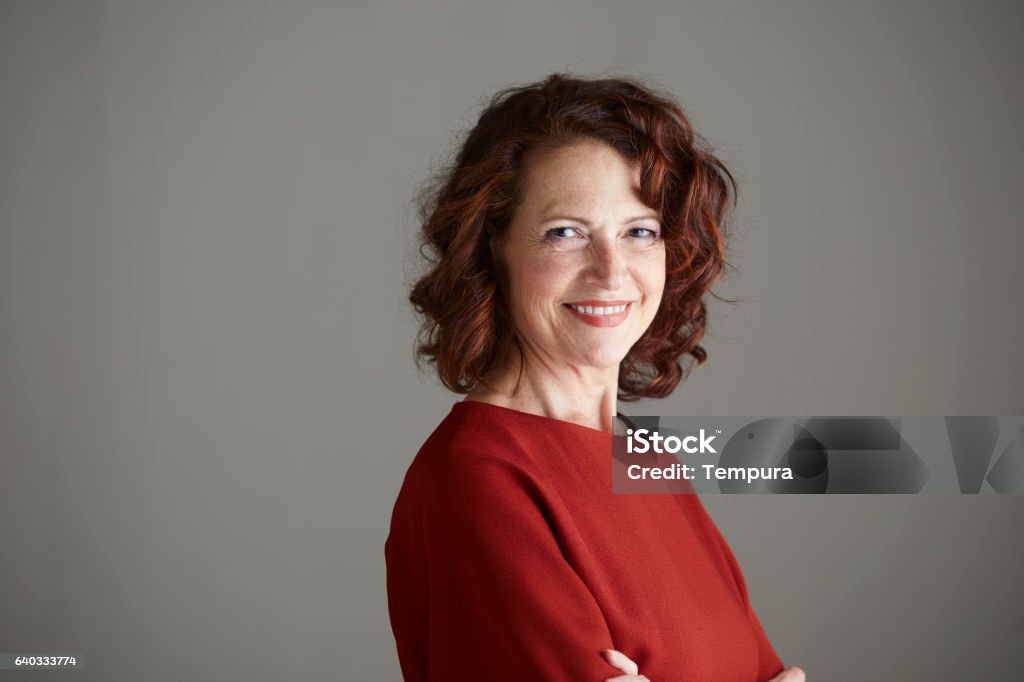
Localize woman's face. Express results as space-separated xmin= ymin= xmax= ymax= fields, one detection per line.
xmin=497 ymin=140 xmax=666 ymax=372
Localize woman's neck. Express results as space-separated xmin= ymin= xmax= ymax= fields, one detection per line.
xmin=465 ymin=348 xmax=620 ymax=432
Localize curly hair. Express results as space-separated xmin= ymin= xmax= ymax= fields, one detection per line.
xmin=410 ymin=73 xmax=736 ymax=401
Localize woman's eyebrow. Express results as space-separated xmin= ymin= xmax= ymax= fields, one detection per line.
xmin=539 ymin=213 xmax=660 ymax=225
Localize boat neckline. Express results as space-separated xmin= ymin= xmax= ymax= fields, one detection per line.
xmin=453 ymin=399 xmax=627 ymax=437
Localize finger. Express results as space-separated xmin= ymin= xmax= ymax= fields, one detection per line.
xmin=769 ymin=666 xmax=806 ymax=682
xmin=601 ymin=649 xmax=639 ymax=676
xmin=604 ymin=676 xmax=650 ymax=682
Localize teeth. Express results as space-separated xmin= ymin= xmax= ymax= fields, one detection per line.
xmin=569 ymin=303 xmax=628 ymax=315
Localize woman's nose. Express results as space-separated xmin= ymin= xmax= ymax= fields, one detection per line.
xmin=585 ymin=240 xmax=626 ymax=290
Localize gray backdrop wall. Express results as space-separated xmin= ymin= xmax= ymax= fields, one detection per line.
xmin=1 ymin=1 xmax=1022 ymax=680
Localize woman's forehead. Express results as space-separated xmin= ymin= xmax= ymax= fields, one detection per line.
xmin=518 ymin=142 xmax=651 ymax=218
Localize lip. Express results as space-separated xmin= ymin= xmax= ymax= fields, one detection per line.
xmin=566 ymin=299 xmax=634 ymax=307
xmin=563 ymin=301 xmax=633 ymax=328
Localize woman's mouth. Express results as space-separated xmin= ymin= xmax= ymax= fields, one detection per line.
xmin=563 ymin=301 xmax=633 ymax=327
xmin=566 ymin=303 xmax=628 ymax=315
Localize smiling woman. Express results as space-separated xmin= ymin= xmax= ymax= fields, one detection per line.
xmin=386 ymin=73 xmax=805 ymax=682
xmin=478 ymin=140 xmax=667 ymax=399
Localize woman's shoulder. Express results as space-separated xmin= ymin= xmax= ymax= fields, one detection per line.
xmin=394 ymin=399 xmax=612 ymax=514
xmin=401 ymin=401 xmax=578 ymax=488
xmin=389 ymin=402 xmax=554 ymax=529
xmin=414 ymin=400 xmax=544 ymax=473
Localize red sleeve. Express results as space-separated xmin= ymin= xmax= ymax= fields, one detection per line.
xmin=743 ymin=599 xmax=786 ymax=682
xmin=706 ymin=514 xmax=786 ymax=681
xmin=387 ymin=453 xmax=621 ymax=682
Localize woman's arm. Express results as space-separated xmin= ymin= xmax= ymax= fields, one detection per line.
xmin=697 ymin=497 xmax=789 ymax=680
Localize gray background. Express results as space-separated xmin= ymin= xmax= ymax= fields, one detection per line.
xmin=1 ymin=1 xmax=1022 ymax=680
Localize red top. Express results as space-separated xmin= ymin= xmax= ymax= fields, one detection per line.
xmin=385 ymin=401 xmax=785 ymax=681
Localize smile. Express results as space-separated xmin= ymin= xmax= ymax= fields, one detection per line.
xmin=567 ymin=303 xmax=628 ymax=315
xmin=563 ymin=301 xmax=633 ymax=328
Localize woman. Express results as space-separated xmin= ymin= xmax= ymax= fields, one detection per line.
xmin=386 ymin=73 xmax=805 ymax=681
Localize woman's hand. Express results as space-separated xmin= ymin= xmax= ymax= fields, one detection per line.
xmin=601 ymin=649 xmax=649 ymax=681
xmin=601 ymin=648 xmax=806 ymax=682
xmin=769 ymin=666 xmax=806 ymax=681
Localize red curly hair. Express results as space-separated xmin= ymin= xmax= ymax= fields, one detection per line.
xmin=410 ymin=73 xmax=735 ymax=401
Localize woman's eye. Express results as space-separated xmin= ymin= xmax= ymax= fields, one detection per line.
xmin=544 ymin=226 xmax=581 ymax=240
xmin=628 ymin=227 xmax=660 ymax=240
